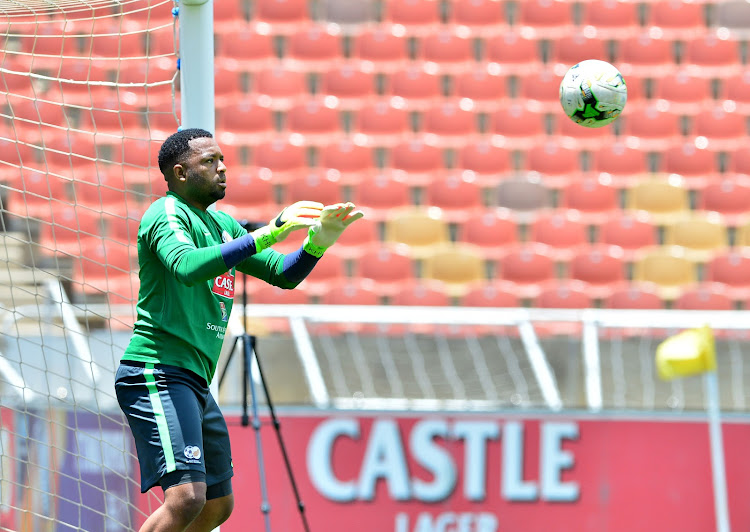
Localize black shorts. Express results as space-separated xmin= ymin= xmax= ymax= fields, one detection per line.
xmin=115 ymin=361 xmax=233 ymax=495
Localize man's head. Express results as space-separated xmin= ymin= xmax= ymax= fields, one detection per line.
xmin=158 ymin=128 xmax=227 ymax=211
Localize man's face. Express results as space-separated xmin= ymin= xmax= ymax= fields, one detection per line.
xmin=176 ymin=137 xmax=227 ymax=210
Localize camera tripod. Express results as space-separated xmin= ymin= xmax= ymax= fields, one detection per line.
xmin=218 ymin=253 xmax=311 ymax=532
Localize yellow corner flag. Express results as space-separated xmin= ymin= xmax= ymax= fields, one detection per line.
xmin=655 ymin=325 xmax=716 ymax=381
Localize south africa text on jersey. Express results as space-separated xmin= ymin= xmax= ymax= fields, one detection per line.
xmin=206 ymin=322 xmax=227 ymax=339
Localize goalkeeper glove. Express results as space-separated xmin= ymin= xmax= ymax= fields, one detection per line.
xmin=251 ymin=201 xmax=323 ymax=253
xmin=303 ymin=202 xmax=365 ymax=258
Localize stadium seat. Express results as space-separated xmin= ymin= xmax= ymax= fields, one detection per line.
xmin=518 ymin=69 xmax=568 ymax=114
xmin=312 ymin=279 xmax=383 ymax=334
xmin=384 ymin=206 xmax=450 ymax=257
xmin=318 ymin=139 xmax=376 ymax=186
xmin=717 ymin=72 xmax=750 ymax=114
xmin=216 ymin=28 xmax=277 ymax=72
xmin=452 ymin=67 xmax=509 ymax=113
xmin=558 ymin=176 xmax=620 ymax=225
xmin=615 ymin=33 xmax=679 ymax=78
xmin=419 ymin=101 xmax=480 ymax=148
xmin=213 ymin=0 xmax=247 ymax=31
xmin=107 ymin=210 xmax=144 ymax=247
xmin=281 ymin=171 xmax=344 ymax=205
xmin=713 ymin=1 xmax=750 ymax=40
xmin=417 ymin=28 xmax=476 ymax=75
xmin=73 ymin=167 xmax=130 ymax=215
xmin=580 ymin=0 xmax=641 ymax=40
xmin=220 ymin=170 xmax=280 ymax=223
xmin=734 ymin=220 xmax=750 ymax=247
xmin=567 ymin=244 xmax=626 ymax=299
xmin=633 ymin=249 xmax=697 ymax=300
xmin=691 ymin=105 xmax=747 ymax=152
xmin=662 ymin=213 xmax=729 ymax=263
xmin=8 ymin=98 xmax=76 ymax=142
xmin=382 ymin=0 xmax=442 ymax=37
xmin=352 ymin=101 xmax=412 ymax=147
xmin=495 ymin=243 xmax=556 ymax=299
xmin=115 ymin=138 xmax=162 ymax=186
xmin=39 ymin=204 xmax=103 ymax=257
xmin=354 ymin=243 xmax=416 ymax=297
xmin=252 ymin=139 xmax=308 ymax=184
xmin=456 ymin=208 xmax=519 ymax=261
xmin=385 ymin=67 xmax=443 ymax=111
xmin=423 ymin=173 xmax=484 ymax=223
xmin=54 ymin=61 xmax=112 ymax=107
xmin=461 ymin=282 xmax=520 ymax=308
xmin=698 ymin=179 xmax=750 ymax=227
xmin=326 ymin=216 xmax=379 ymax=259
xmin=494 ymin=175 xmax=553 ymax=222
xmin=681 ymin=32 xmax=744 ymax=79
xmin=484 ymin=31 xmax=544 ymax=76
xmin=621 ymin=105 xmax=684 ymax=151
xmin=352 ymin=173 xmax=413 ymax=221
xmin=5 ymin=167 xmax=72 ymax=219
xmin=645 ymin=1 xmax=707 ymax=40
xmin=114 ymin=59 xmax=178 ymax=110
xmin=319 ymin=64 xmax=377 ymax=110
xmin=448 ymin=0 xmax=508 ymax=38
xmin=83 ymin=20 xmax=147 ymax=59
xmin=72 ymin=238 xmax=135 ymax=296
xmin=455 ymin=140 xmax=514 ymax=188
xmin=727 ymin=146 xmax=750 ymax=177
xmin=603 ymin=282 xmax=664 ymax=309
xmin=550 ymin=34 xmax=610 ymax=72
xmin=42 ymin=131 xmax=99 ymax=174
xmin=250 ymin=67 xmax=309 ymax=111
xmin=489 ymin=103 xmax=546 ymax=150
xmin=516 ymin=0 xmax=575 ymax=39
xmin=523 ymin=141 xmax=582 ymax=189
xmin=529 ymin=211 xmax=589 ymax=261
xmin=590 ymin=142 xmax=650 ymax=188
xmin=386 ymin=280 xmax=453 ymax=333
xmin=318 ymin=0 xmax=378 ymax=34
xmin=597 ymin=212 xmax=657 ymax=261
xmin=252 ymin=0 xmax=310 ymax=35
xmin=284 ymin=24 xmax=344 ymax=72
xmin=79 ymin=96 xmax=145 ymax=138
xmin=249 ymin=280 xmax=311 ymax=334
xmin=421 ymin=243 xmax=487 ymax=297
xmin=285 ymin=99 xmax=342 ymax=146
xmin=625 ymin=179 xmax=690 ymax=225
xmin=657 ymin=142 xmax=720 ymax=190
xmin=350 ymin=27 xmax=410 ymax=74
xmin=297 ymin=253 xmax=347 ymax=296
xmin=674 ymin=284 xmax=734 ymax=311
xmin=533 ymin=280 xmax=593 ymax=335
xmin=652 ymin=72 xmax=714 ymax=116
xmin=388 ymin=139 xmax=445 ymax=186
xmin=706 ymin=251 xmax=750 ymax=300
xmin=552 ymin=113 xmax=618 ymax=151
xmin=217 ymin=99 xmax=275 ymax=146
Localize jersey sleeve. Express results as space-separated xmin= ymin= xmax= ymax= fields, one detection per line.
xmin=141 ymin=201 xmax=230 ymax=286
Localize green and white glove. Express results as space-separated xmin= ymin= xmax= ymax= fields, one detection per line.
xmin=251 ymin=200 xmax=323 ymax=252
xmin=303 ymin=202 xmax=365 ymax=258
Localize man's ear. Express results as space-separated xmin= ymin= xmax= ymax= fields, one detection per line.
xmin=173 ymin=163 xmax=186 ymax=182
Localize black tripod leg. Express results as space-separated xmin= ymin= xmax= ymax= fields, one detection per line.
xmin=249 ymin=335 xmax=312 ymax=532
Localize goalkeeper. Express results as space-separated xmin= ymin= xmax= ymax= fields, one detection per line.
xmin=114 ymin=128 xmax=362 ymax=532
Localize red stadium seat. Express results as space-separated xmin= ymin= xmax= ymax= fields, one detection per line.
xmin=54 ymin=61 xmax=112 ymax=107
xmin=552 ymin=113 xmax=618 ymax=151
xmin=5 ymin=167 xmax=72 ymax=219
xmin=517 ymin=0 xmax=575 ymax=39
xmin=534 ymin=279 xmax=593 ymax=308
xmin=597 ymin=212 xmax=657 ymax=261
xmin=382 ymin=0 xmax=442 ymax=37
xmin=319 ymin=63 xmax=378 ymax=111
xmin=675 ymin=284 xmax=734 ymax=311
xmin=417 ymin=28 xmax=476 ymax=75
xmin=691 ymin=105 xmax=747 ymax=152
xmin=727 ymin=146 xmax=750 ymax=177
xmin=485 ymin=31 xmax=544 ymax=76
xmin=79 ymin=96 xmax=145 ymax=138
xmin=419 ymin=101 xmax=480 ymax=148
xmin=319 ymin=139 xmax=376 ymax=186
xmin=251 ymin=67 xmax=309 ymax=111
xmin=461 ymin=282 xmax=520 ymax=308
xmin=456 ymin=208 xmax=519 ymax=260
xmin=550 ymin=34 xmax=610 ymax=71
xmin=326 ymin=217 xmax=379 ymax=259
xmin=114 ymin=59 xmax=177 ymax=110
xmin=72 ymin=238 xmax=135 ymax=295
xmin=529 ymin=211 xmax=589 ymax=261
xmin=652 ymin=72 xmax=714 ymax=116
xmin=214 ymin=0 xmax=247 ymax=31
xmin=717 ymin=72 xmax=750 ymax=114
xmin=217 ymin=99 xmax=275 ymax=146
xmin=518 ymin=69 xmax=569 ymax=114
xmin=220 ymin=170 xmax=280 ymax=223
xmin=558 ymin=176 xmax=620 ymax=225
xmin=422 ymin=173 xmax=484 ymax=223
xmin=452 ymin=67 xmax=509 ymax=113
xmin=616 ymin=33 xmax=679 ymax=79
xmin=495 ymin=243 xmax=556 ymax=299
xmin=297 ymin=253 xmax=347 ymax=296
xmin=350 ymin=27 xmax=410 ymax=74
xmin=216 ymin=28 xmax=277 ymax=72
xmin=83 ymin=20 xmax=147 ymax=59
xmin=73 ymin=167 xmax=130 ymax=215
xmin=455 ymin=140 xmax=513 ymax=188
xmin=590 ymin=142 xmax=650 ymax=188
xmin=354 ymin=244 xmax=416 ymax=297
xmin=252 ymin=0 xmax=310 ymax=35
xmin=681 ymin=32 xmax=743 ymax=79
xmin=706 ymin=251 xmax=750 ymax=300
xmin=646 ymin=1 xmax=707 ymax=40
xmin=603 ymin=282 xmax=664 ymax=309
xmin=320 ymin=279 xmax=381 ymax=305
xmin=657 ymin=142 xmax=720 ymax=190
xmin=352 ymin=101 xmax=412 ymax=147
xmin=621 ymin=105 xmax=684 ymax=151
xmin=352 ymin=173 xmax=413 ymax=221
xmin=698 ymin=179 xmax=750 ymax=226
xmin=252 ymin=139 xmax=308 ymax=184
xmin=281 ymin=171 xmax=344 ymax=205
xmin=284 ymin=24 xmax=344 ymax=72
xmin=107 ymin=209 xmax=144 ymax=247
xmin=489 ymin=103 xmax=546 ymax=150
xmin=388 ymin=139 xmax=444 ymax=186
xmin=39 ymin=204 xmax=103 ymax=257
xmin=523 ymin=141 xmax=582 ymax=189
xmin=448 ymin=0 xmax=508 ymax=38
xmin=581 ymin=0 xmax=640 ymax=40
xmin=567 ymin=244 xmax=626 ymax=299
xmin=42 ymin=131 xmax=99 ymax=174
xmin=385 ymin=67 xmax=443 ymax=111
xmin=285 ymin=99 xmax=342 ymax=146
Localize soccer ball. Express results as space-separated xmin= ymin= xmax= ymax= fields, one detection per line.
xmin=559 ymin=59 xmax=627 ymax=128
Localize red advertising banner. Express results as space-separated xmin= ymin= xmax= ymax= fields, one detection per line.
xmin=224 ymin=413 xmax=750 ymax=532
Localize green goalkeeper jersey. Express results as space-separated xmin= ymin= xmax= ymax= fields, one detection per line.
xmin=122 ymin=192 xmax=295 ymax=383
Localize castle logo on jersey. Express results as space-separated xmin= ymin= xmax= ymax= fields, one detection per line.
xmin=212 ymin=271 xmax=235 ymax=298
xmin=220 ymin=301 xmax=228 ymax=322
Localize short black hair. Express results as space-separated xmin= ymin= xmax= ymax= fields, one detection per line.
xmin=157 ymin=128 xmax=213 ymax=177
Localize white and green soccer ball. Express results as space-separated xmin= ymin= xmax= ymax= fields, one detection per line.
xmin=559 ymin=59 xmax=627 ymax=128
